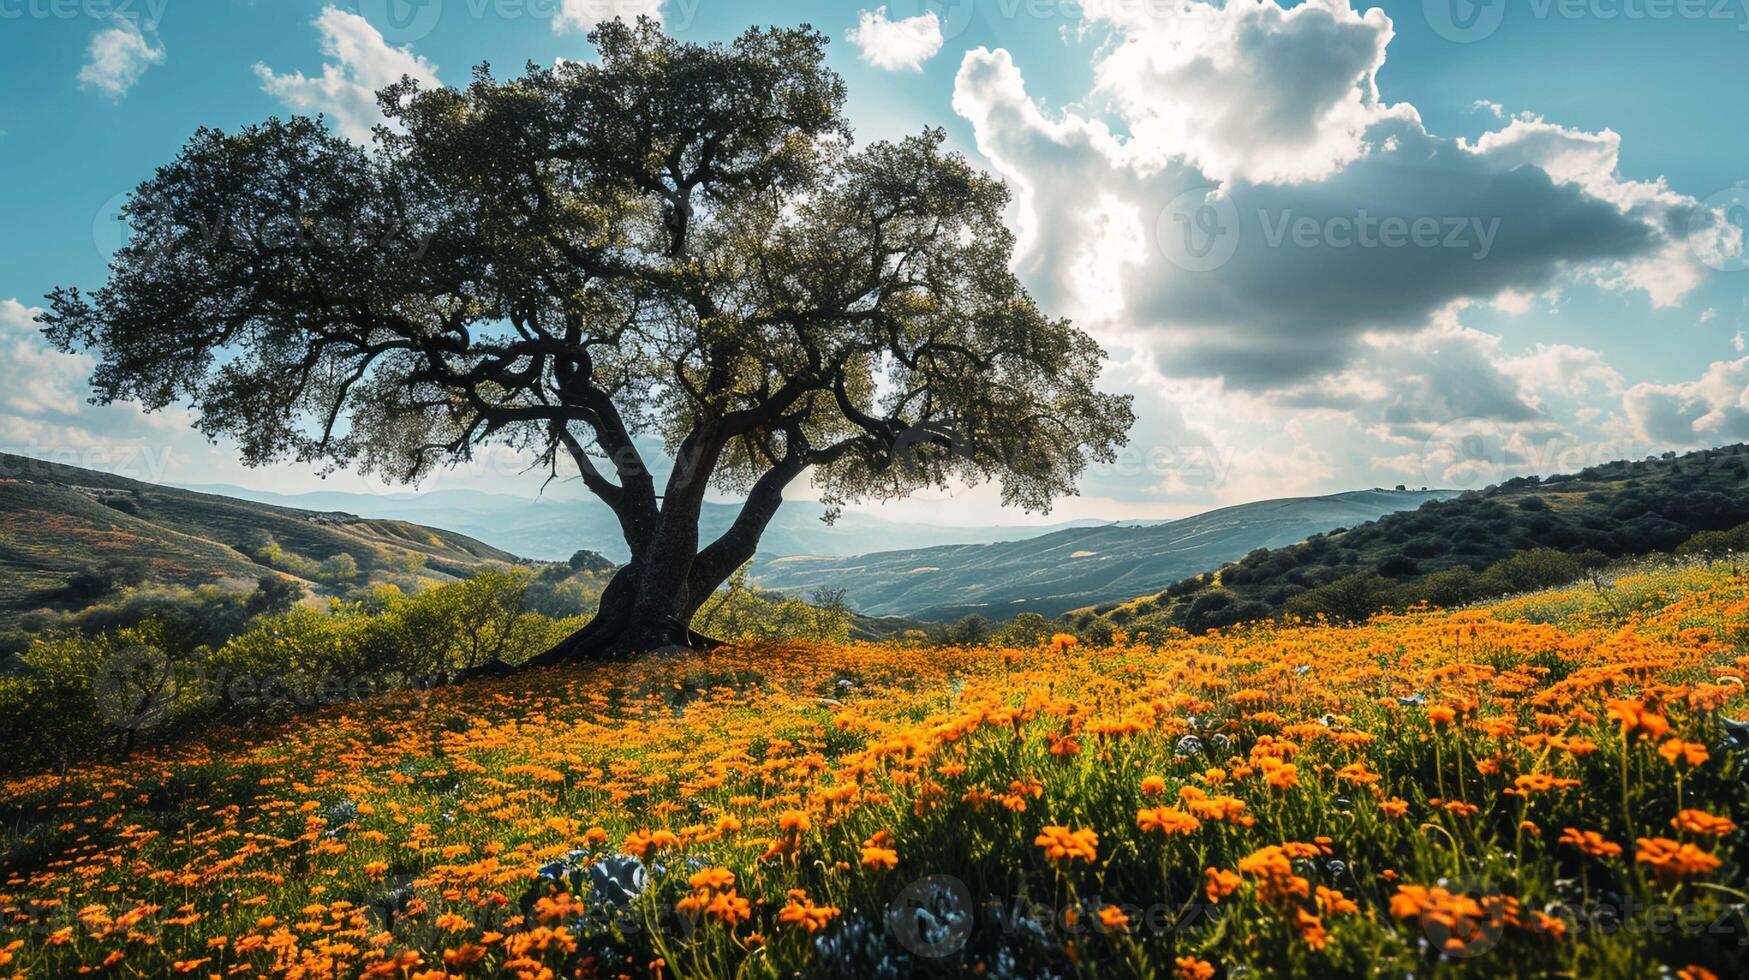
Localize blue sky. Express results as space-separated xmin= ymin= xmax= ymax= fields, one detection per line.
xmin=2 ymin=0 xmax=1747 ymax=525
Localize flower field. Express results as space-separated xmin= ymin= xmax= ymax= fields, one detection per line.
xmin=3 ymin=561 xmax=1748 ymax=978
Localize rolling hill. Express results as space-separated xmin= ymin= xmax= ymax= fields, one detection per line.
xmin=1070 ymin=443 xmax=1749 ymax=637
xmin=0 ymin=453 xmax=523 ymax=639
xmin=747 ymin=488 xmax=1455 ymax=620
xmin=180 ymin=484 xmax=1105 ymax=562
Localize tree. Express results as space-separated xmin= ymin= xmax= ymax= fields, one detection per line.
xmin=41 ymin=19 xmax=1132 ymax=664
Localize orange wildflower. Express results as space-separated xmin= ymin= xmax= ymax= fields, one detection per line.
xmin=778 ymin=896 xmax=841 ymax=933
xmin=1635 ymin=837 xmax=1722 ymax=885
xmin=1558 ymin=828 xmax=1622 ymax=859
xmin=1606 ymin=700 xmax=1670 ymax=741
xmin=1204 ymin=867 xmax=1242 ymax=904
xmin=1034 ymin=826 xmax=1099 ymax=863
xmin=1136 ymin=806 xmax=1201 ymax=836
xmin=1658 ymin=739 xmax=1709 ymax=767
xmin=1175 ymin=957 xmax=1216 ymax=980
xmin=1672 ymin=809 xmax=1738 ymax=836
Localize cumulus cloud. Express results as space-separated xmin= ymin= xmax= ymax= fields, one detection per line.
xmin=78 ymin=17 xmax=165 ymax=99
xmin=1 ymin=298 xmax=94 ymax=419
xmin=950 ymin=0 xmax=1710 ymax=413
xmin=1623 ymin=359 xmax=1749 ymax=446
xmin=553 ymin=0 xmax=666 ymax=32
xmin=1084 ymin=0 xmax=1401 ymax=185
xmin=1497 ymin=342 xmax=1624 ymax=400
xmin=847 ymin=7 xmax=944 ymax=72
xmin=255 ymin=6 xmax=439 ymax=143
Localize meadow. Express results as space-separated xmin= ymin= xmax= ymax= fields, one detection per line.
xmin=2 ymin=559 xmax=1746 ymax=978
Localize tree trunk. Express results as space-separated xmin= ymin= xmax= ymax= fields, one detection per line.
xmin=459 ymin=560 xmax=721 ymax=679
xmin=457 ymin=428 xmax=796 ymax=682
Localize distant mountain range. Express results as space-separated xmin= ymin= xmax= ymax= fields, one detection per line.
xmin=6 ymin=453 xmax=1462 ymax=631
xmin=177 ymin=484 xmax=1107 ymax=563
xmin=746 ymin=489 xmax=1456 ymax=620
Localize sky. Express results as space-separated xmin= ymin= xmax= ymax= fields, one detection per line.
xmin=2 ymin=0 xmax=1747 ymax=527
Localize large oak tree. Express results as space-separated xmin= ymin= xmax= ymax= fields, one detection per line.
xmin=43 ymin=19 xmax=1133 ymax=665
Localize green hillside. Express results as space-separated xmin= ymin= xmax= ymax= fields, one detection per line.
xmin=1070 ymin=443 xmax=1749 ymax=636
xmin=0 ymin=453 xmax=524 ymax=642
xmin=748 ymin=488 xmax=1453 ymax=620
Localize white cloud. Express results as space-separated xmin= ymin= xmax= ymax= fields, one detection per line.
xmin=0 ymin=299 xmax=91 ymax=419
xmin=553 ymin=0 xmax=665 ymax=32
xmin=847 ymin=7 xmax=944 ymax=72
xmin=951 ymin=0 xmax=1709 ymax=404
xmin=1083 ymin=0 xmax=1408 ymax=185
xmin=1498 ymin=342 xmax=1624 ymax=400
xmin=78 ymin=17 xmax=165 ymax=99
xmin=255 ymin=6 xmax=439 ymax=144
xmin=1623 ymin=359 xmax=1749 ymax=446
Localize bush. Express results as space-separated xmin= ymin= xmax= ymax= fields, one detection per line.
xmin=1402 ymin=535 xmax=1451 ymax=558
xmin=243 ymin=574 xmax=305 ymax=618
xmin=60 ymin=564 xmax=143 ymax=602
xmin=690 ymin=566 xmax=854 ymax=645
xmin=992 ymin=612 xmax=1054 ymax=647
xmin=1678 ymin=521 xmax=1749 ymax=556
xmin=0 ymin=570 xmax=584 ymax=772
xmin=940 ymin=615 xmax=994 ymax=647
xmin=1285 ymin=573 xmax=1401 ymax=623
xmin=1376 ymin=554 xmax=1420 ymax=578
xmin=1478 ymin=548 xmax=1598 ymax=594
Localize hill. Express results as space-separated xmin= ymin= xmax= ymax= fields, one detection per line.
xmin=3 ymin=558 xmax=1744 ymax=976
xmin=0 ymin=453 xmax=524 ymax=640
xmin=1074 ymin=443 xmax=1749 ymax=636
xmin=747 ymin=488 xmax=1454 ymax=620
xmin=180 ymin=484 xmax=1105 ymax=563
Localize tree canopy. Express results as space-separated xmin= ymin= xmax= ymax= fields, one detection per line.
xmin=43 ymin=18 xmax=1133 ymax=659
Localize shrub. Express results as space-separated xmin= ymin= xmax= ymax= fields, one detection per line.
xmin=940 ymin=615 xmax=995 ymax=647
xmin=690 ymin=566 xmax=855 ymax=645
xmin=1376 ymin=554 xmax=1420 ymax=578
xmin=1678 ymin=521 xmax=1749 ymax=556
xmin=1478 ymin=548 xmax=1597 ymax=594
xmin=992 ymin=612 xmax=1054 ymax=647
xmin=1285 ymin=572 xmax=1401 ymax=623
xmin=0 ymin=570 xmax=583 ymax=772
